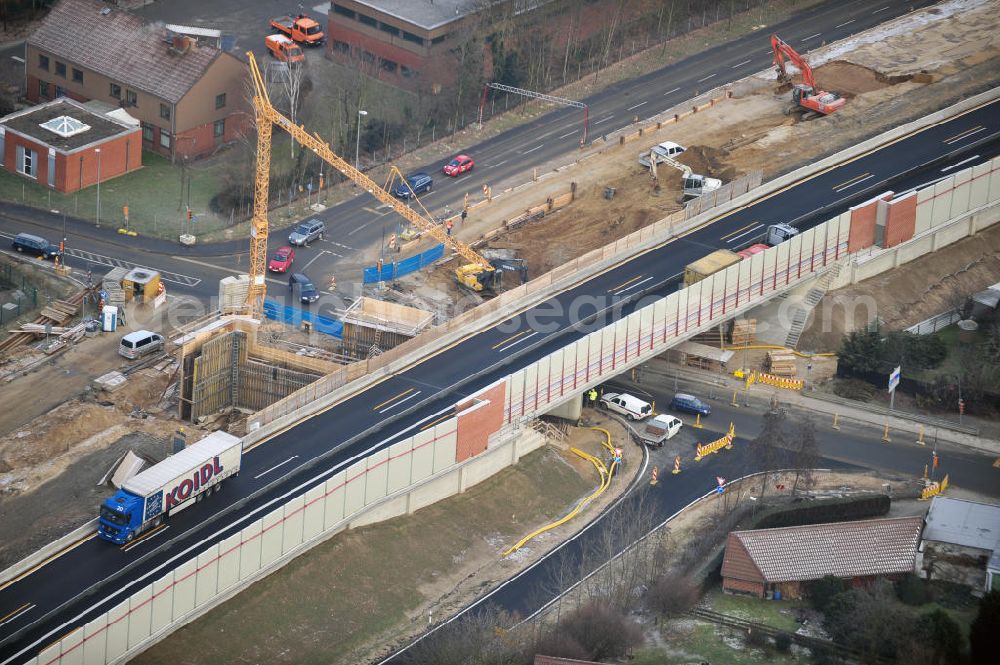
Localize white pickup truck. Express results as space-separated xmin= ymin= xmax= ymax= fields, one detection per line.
xmin=639 ymin=414 xmax=683 ymax=447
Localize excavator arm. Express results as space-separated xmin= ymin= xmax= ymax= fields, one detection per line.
xmin=770 ymin=33 xmax=816 ymax=90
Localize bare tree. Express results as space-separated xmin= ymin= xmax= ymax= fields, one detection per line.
xmin=788 ymin=418 xmax=820 ymax=495
xmin=749 ymin=401 xmax=790 ymax=502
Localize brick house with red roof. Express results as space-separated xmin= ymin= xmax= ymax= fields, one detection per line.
xmin=25 ymin=0 xmax=249 ymax=161
xmin=721 ymin=516 xmax=923 ymax=599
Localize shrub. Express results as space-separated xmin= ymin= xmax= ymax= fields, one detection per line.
xmin=970 ymin=590 xmax=1000 ymax=665
xmin=832 ymin=378 xmax=876 ymax=400
xmin=915 ymin=608 xmax=963 ymax=665
xmin=646 ymin=571 xmax=700 ymax=619
xmin=896 ymin=573 xmax=933 ymax=606
xmin=808 ymin=575 xmax=848 ymax=612
xmin=774 ymin=632 xmax=793 ymax=653
xmin=558 ymin=601 xmax=645 ymax=660
xmin=745 ymin=627 xmax=770 ymax=649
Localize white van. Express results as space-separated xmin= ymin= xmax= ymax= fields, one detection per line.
xmin=119 ymin=330 xmax=165 ymax=359
xmin=599 ymin=392 xmax=653 ymax=421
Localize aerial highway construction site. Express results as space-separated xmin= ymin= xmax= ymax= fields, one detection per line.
xmin=0 ymin=0 xmax=999 ymax=664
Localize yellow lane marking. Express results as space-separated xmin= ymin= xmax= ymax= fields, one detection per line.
xmin=831 ymin=172 xmax=871 ymax=191
xmin=0 ymin=532 xmax=96 ymax=593
xmin=607 ymin=275 xmax=642 ymax=292
xmin=719 ymin=222 xmax=760 ymax=241
xmin=492 ymin=330 xmax=527 ymax=350
xmin=420 ymin=413 xmax=454 ymax=431
xmin=244 ymin=99 xmax=998 ymax=452
xmin=121 ymin=523 xmax=168 ymax=551
xmin=371 ymin=388 xmax=414 ymax=412
xmin=943 ymin=125 xmax=984 ymax=144
xmin=0 ymin=603 xmax=32 ymax=624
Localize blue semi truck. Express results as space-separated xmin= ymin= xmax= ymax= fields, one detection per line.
xmin=98 ymin=431 xmax=242 ymax=544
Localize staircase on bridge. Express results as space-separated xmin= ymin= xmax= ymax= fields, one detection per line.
xmin=783 ymin=262 xmax=843 ymax=349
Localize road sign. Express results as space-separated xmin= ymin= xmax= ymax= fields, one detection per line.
xmin=888 ymin=366 xmax=901 ymax=392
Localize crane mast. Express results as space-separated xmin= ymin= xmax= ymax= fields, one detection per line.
xmin=244 ymin=52 xmax=494 ymax=317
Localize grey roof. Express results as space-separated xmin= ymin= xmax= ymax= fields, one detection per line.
xmin=923 ymin=497 xmax=1000 ymax=551
xmin=28 ymin=0 xmax=222 ymax=104
xmin=730 ymin=516 xmax=922 ymax=582
xmin=347 ymin=0 xmax=554 ymax=32
xmin=0 ymin=97 xmax=135 ymax=152
xmin=972 ymin=282 xmax=1000 ymax=309
xmin=345 ymin=0 xmax=478 ymax=31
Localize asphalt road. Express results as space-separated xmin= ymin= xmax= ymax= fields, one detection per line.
xmin=0 ymin=0 xmax=942 ymax=306
xmin=381 ymin=374 xmax=1000 ymax=663
xmin=1 ymin=92 xmax=997 ymax=663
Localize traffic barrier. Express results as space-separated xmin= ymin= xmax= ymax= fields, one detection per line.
xmin=750 ymin=371 xmax=803 ymax=391
xmin=730 ymin=390 xmax=739 ymax=407
xmin=920 ymin=474 xmax=950 ymax=501
xmin=832 ymin=413 xmax=840 ymax=431
xmin=882 ymin=423 xmax=891 ymax=443
xmin=916 ymin=425 xmax=925 ymax=446
xmin=650 ymin=465 xmax=659 ymax=485
xmin=695 ymin=422 xmax=735 ymax=461
xmin=672 ymin=455 xmax=681 ymax=475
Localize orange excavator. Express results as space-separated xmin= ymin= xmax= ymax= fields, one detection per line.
xmin=770 ymin=34 xmax=845 ymax=117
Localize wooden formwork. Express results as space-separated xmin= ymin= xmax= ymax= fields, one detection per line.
xmin=341 ymin=297 xmax=433 ymax=360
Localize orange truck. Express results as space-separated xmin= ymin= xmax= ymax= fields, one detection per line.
xmin=270 ymin=14 xmax=325 ymax=46
xmin=265 ymin=34 xmax=304 ymax=63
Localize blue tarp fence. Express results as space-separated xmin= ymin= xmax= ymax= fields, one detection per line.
xmin=362 ymin=243 xmax=445 ymax=283
xmin=263 ymin=298 xmax=343 ymax=338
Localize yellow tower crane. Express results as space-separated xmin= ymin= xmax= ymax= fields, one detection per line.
xmin=244 ymin=52 xmax=496 ymax=318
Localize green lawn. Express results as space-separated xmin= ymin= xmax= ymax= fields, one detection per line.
xmin=703 ymin=586 xmax=808 ymax=633
xmin=641 ymin=621 xmax=806 ymax=665
xmin=0 ymin=150 xmax=228 ymax=239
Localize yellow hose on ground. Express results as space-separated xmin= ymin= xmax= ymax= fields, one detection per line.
xmin=503 ymin=429 xmax=618 ymax=556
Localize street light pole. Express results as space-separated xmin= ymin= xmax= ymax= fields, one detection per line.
xmin=95 ymin=148 xmax=102 ymax=228
xmin=355 ymin=109 xmax=367 ymax=173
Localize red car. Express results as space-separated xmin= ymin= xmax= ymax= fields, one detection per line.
xmin=443 ymin=154 xmax=474 ymax=177
xmin=268 ymin=246 xmax=295 ymax=272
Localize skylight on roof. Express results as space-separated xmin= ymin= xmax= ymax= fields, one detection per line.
xmin=40 ymin=115 xmax=91 ymax=138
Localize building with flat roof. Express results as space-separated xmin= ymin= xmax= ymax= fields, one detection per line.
xmin=0 ymin=97 xmax=141 ymax=192
xmin=722 ymin=516 xmax=923 ymax=599
xmin=26 ymin=0 xmax=249 ymax=161
xmin=920 ymin=496 xmax=1000 ymax=592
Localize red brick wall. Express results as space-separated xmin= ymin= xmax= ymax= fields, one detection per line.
xmin=55 ymin=132 xmax=141 ymax=194
xmin=454 ymin=382 xmax=506 ymax=462
xmin=882 ymin=192 xmax=917 ymax=248
xmin=723 ymin=576 xmax=765 ymax=597
xmin=847 ymin=198 xmax=879 ymax=253
xmin=849 ymin=192 xmax=895 ymax=252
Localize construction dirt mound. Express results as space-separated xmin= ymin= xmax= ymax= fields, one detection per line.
xmin=677 ymin=145 xmax=738 ymax=181
xmin=813 ymin=60 xmax=898 ymax=98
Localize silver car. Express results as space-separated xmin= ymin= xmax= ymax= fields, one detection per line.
xmin=288 ymin=219 xmax=325 ymax=246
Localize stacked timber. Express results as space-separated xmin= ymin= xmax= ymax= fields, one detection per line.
xmin=729 ymin=319 xmax=756 ymax=346
xmin=0 ymin=289 xmax=89 ymax=355
xmin=766 ymin=350 xmax=797 ymax=376
xmin=38 ymin=300 xmax=78 ymax=324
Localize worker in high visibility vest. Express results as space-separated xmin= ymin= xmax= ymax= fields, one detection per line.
xmin=588 ymin=388 xmax=598 ymax=406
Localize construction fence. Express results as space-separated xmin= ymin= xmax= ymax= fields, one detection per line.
xmin=262 ymin=298 xmax=343 ymax=338
xmin=362 ymin=243 xmax=444 ymax=283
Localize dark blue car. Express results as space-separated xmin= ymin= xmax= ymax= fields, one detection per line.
xmin=669 ymin=393 xmax=711 ymax=416
xmin=392 ymin=172 xmax=433 ymax=199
